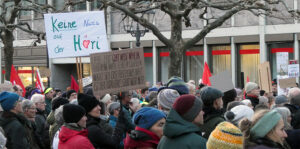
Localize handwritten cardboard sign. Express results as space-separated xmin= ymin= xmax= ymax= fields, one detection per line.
xmin=0 ymin=84 xmax=13 ymax=92
xmin=210 ymin=70 xmax=234 ymax=92
xmin=258 ymin=62 xmax=272 ymax=93
xmin=44 ymin=11 xmax=109 ymax=58
xmin=279 ymin=78 xmax=297 ymax=89
xmin=90 ymin=48 xmax=146 ymax=97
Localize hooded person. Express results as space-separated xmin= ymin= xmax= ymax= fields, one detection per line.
xmin=245 ymin=82 xmax=260 ymax=108
xmin=206 ymin=121 xmax=243 ymax=149
xmin=158 ymin=95 xmax=207 ymax=149
xmin=199 ymin=87 xmax=225 ymax=139
xmin=78 ymin=93 xmax=127 ymax=148
xmin=124 ymin=107 xmax=166 ymax=149
xmin=58 ymin=104 xmax=94 ymax=149
xmin=0 ymin=92 xmax=30 ymax=149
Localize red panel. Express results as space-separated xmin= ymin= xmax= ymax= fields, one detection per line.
xmin=17 ymin=70 xmax=33 ymax=73
xmin=2 ymin=70 xmax=5 ymax=74
xmin=185 ymin=51 xmax=204 ymax=56
xmin=160 ymin=52 xmax=170 ymax=57
xmin=239 ymin=49 xmax=260 ymax=54
xmin=144 ymin=53 xmax=153 ymax=57
xmin=212 ymin=50 xmax=231 ymax=55
xmin=271 ymin=48 xmax=293 ymax=53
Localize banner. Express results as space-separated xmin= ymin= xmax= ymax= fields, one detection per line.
xmin=90 ymin=48 xmax=146 ymax=97
xmin=288 ymin=64 xmax=299 ymax=78
xmin=44 ymin=11 xmax=109 ymax=58
xmin=276 ymin=52 xmax=289 ymax=95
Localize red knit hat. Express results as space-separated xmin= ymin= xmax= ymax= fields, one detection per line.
xmin=173 ymin=95 xmax=203 ymax=122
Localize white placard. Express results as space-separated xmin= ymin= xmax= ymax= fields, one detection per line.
xmin=44 ymin=11 xmax=109 ymax=58
xmin=82 ymin=76 xmax=92 ymax=87
xmin=288 ymin=64 xmax=299 ymax=78
xmin=276 ymin=52 xmax=289 ymax=76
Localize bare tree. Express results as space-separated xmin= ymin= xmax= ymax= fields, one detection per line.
xmin=90 ymin=0 xmax=299 ymax=78
xmin=0 ymin=0 xmax=54 ymax=80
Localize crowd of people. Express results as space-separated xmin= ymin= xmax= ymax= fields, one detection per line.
xmin=0 ymin=76 xmax=299 ymax=149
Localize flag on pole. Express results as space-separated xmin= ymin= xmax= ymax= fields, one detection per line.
xmin=10 ymin=65 xmax=26 ymax=97
xmin=35 ymin=68 xmax=45 ymax=93
xmin=246 ymin=76 xmax=250 ymax=83
xmin=202 ymin=62 xmax=212 ymax=86
xmin=71 ymin=75 xmax=79 ymax=92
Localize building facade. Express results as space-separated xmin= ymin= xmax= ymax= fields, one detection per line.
xmin=1 ymin=0 xmax=300 ymax=91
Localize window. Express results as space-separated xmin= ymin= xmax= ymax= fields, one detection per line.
xmin=211 ymin=45 xmax=231 ymax=74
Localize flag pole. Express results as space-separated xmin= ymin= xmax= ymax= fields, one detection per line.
xmin=79 ymin=57 xmax=83 ymax=93
xmin=75 ymin=57 xmax=82 ymax=93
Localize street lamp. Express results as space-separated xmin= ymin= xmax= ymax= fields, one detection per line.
xmin=122 ymin=11 xmax=155 ymax=47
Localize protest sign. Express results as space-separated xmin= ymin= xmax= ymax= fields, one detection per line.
xmin=91 ymin=48 xmax=146 ymax=97
xmin=210 ymin=70 xmax=234 ymax=92
xmin=0 ymin=84 xmax=13 ymax=92
xmin=288 ymin=64 xmax=299 ymax=78
xmin=82 ymin=76 xmax=92 ymax=87
xmin=258 ymin=62 xmax=272 ymax=93
xmin=44 ymin=11 xmax=109 ymax=58
xmin=278 ymin=78 xmax=297 ymax=89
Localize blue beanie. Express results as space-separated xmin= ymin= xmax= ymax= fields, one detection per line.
xmin=133 ymin=107 xmax=166 ymax=129
xmin=0 ymin=92 xmax=20 ymax=111
xmin=167 ymin=76 xmax=189 ymax=95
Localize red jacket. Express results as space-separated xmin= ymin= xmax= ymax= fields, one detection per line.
xmin=58 ymin=126 xmax=95 ymax=149
xmin=124 ymin=127 xmax=160 ymax=149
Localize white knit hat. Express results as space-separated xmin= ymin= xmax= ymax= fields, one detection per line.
xmin=245 ymin=82 xmax=259 ymax=94
xmin=225 ymin=105 xmax=254 ymax=125
xmin=101 ymin=94 xmax=111 ymax=104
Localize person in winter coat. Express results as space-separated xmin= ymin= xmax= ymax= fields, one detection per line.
xmin=47 ymin=97 xmax=69 ymax=147
xmin=119 ymin=91 xmax=136 ymax=130
xmin=158 ymin=95 xmax=207 ymax=149
xmin=22 ymin=99 xmax=44 ymax=149
xmin=245 ymin=82 xmax=260 ymax=108
xmin=108 ymin=102 xmax=121 ymax=128
xmin=239 ymin=110 xmax=290 ymax=149
xmin=0 ymin=92 xmax=30 ymax=149
xmin=284 ymin=93 xmax=300 ymax=129
xmin=199 ymin=87 xmax=225 ymax=139
xmin=58 ymin=104 xmax=94 ymax=149
xmin=274 ymin=107 xmax=299 ymax=149
xmin=78 ymin=93 xmax=127 ymax=149
xmin=31 ymin=94 xmax=50 ymax=149
xmin=206 ymin=121 xmax=243 ymax=149
xmin=124 ymin=107 xmax=166 ymax=149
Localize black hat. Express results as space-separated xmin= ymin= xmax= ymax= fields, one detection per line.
xmin=52 ymin=97 xmax=69 ymax=111
xmin=63 ymin=104 xmax=86 ymax=123
xmin=200 ymin=87 xmax=224 ymax=107
xmin=78 ymin=93 xmax=99 ymax=113
xmin=66 ymin=90 xmax=77 ymax=99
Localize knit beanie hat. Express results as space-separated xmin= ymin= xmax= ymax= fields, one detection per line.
xmin=133 ymin=107 xmax=166 ymax=129
xmin=225 ymin=105 xmax=254 ymax=125
xmin=63 ymin=104 xmax=86 ymax=123
xmin=157 ymin=89 xmax=180 ymax=110
xmin=200 ymin=87 xmax=223 ymax=107
xmin=250 ymin=110 xmax=281 ymax=139
xmin=108 ymin=102 xmax=120 ymax=115
xmin=207 ymin=121 xmax=243 ymax=149
xmin=275 ymin=95 xmax=288 ymax=105
xmin=167 ymin=76 xmax=189 ymax=95
xmin=101 ymin=94 xmax=111 ymax=104
xmin=78 ymin=93 xmax=99 ymax=113
xmin=52 ymin=97 xmax=69 ymax=111
xmin=172 ymin=95 xmax=203 ymax=122
xmin=66 ymin=90 xmax=76 ymax=99
xmin=0 ymin=92 xmax=20 ymax=111
xmin=245 ymin=82 xmax=259 ymax=94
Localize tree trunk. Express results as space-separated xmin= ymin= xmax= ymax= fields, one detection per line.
xmin=1 ymin=30 xmax=15 ymax=81
xmin=168 ymin=15 xmax=184 ymax=78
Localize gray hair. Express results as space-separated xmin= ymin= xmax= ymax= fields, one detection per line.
xmin=31 ymin=94 xmax=44 ymax=104
xmin=54 ymin=105 xmax=64 ymax=125
xmin=273 ymin=107 xmax=293 ymax=130
xmin=21 ymin=99 xmax=34 ymax=112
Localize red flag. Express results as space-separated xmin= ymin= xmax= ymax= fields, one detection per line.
xmin=71 ymin=75 xmax=79 ymax=92
xmin=246 ymin=76 xmax=250 ymax=83
xmin=35 ymin=68 xmax=45 ymax=93
xmin=202 ymin=62 xmax=212 ymax=86
xmin=10 ymin=65 xmax=26 ymax=97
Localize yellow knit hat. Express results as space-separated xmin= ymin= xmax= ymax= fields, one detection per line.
xmin=206 ymin=121 xmax=243 ymax=149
